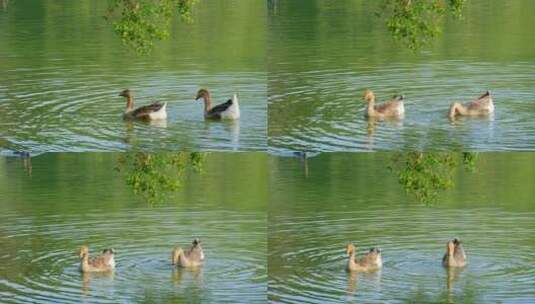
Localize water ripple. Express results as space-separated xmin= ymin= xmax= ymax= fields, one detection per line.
xmin=269 ymin=207 xmax=535 ymax=303
xmin=0 ymin=208 xmax=266 ymax=303
xmin=269 ymin=61 xmax=535 ymax=152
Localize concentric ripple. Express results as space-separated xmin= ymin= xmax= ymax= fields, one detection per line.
xmin=0 ymin=208 xmax=267 ymax=303
xmin=0 ymin=0 xmax=266 ymax=152
xmin=268 ymin=0 xmax=535 ymax=152
xmin=0 ymin=66 xmax=267 ymax=152
xmin=269 ymin=61 xmax=535 ymax=153
xmin=269 ymin=208 xmax=535 ymax=303
xmin=268 ymin=154 xmax=535 ymax=303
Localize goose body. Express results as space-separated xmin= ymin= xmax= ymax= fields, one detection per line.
xmin=363 ymin=89 xmax=405 ymax=119
xmin=119 ymin=89 xmax=167 ymax=121
xmin=196 ymin=89 xmax=240 ymax=120
xmin=442 ymin=238 xmax=467 ymax=268
xmin=448 ymin=91 xmax=494 ymax=119
xmin=79 ymin=246 xmax=115 ymax=273
xmin=346 ymin=243 xmax=382 ymax=272
xmin=171 ymin=238 xmax=205 ymax=268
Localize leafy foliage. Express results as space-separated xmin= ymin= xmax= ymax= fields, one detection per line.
xmin=105 ymin=0 xmax=197 ymax=55
xmin=116 ymin=152 xmax=207 ymax=205
xmin=379 ymin=0 xmax=466 ymax=50
xmin=389 ymin=152 xmax=477 ymax=204
xmin=462 ymin=151 xmax=478 ymax=172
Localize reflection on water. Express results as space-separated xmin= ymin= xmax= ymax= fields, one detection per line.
xmin=81 ymin=271 xmax=115 ymax=296
xmin=268 ymin=0 xmax=535 ymax=152
xmin=365 ymin=116 xmax=404 ymax=138
xmin=0 ymin=153 xmax=267 ymax=303
xmin=0 ymin=150 xmax=34 ymax=176
xmin=269 ymin=153 xmax=535 ymax=303
xmin=0 ymin=0 xmax=266 ymax=152
xmin=345 ymin=270 xmax=382 ymax=300
xmin=446 ymin=266 xmax=464 ymax=297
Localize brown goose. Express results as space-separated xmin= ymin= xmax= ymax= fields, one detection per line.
xmin=363 ymin=89 xmax=405 ymax=119
xmin=171 ymin=238 xmax=205 ymax=268
xmin=442 ymin=238 xmax=467 ymax=267
xmin=78 ymin=245 xmax=116 ymax=273
xmin=119 ymin=89 xmax=167 ymax=120
xmin=346 ymin=243 xmax=383 ymax=272
xmin=195 ymin=89 xmax=240 ymax=120
xmin=448 ymin=91 xmax=494 ymax=119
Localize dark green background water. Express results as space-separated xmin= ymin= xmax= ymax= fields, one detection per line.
xmin=0 ymin=0 xmax=266 ymax=152
xmin=0 ymin=153 xmax=267 ymax=303
xmin=2 ymin=0 xmax=535 ymax=303
xmin=1 ymin=152 xmax=535 ymax=303
xmin=268 ymin=0 xmax=535 ymax=152
xmin=269 ymin=153 xmax=535 ymax=303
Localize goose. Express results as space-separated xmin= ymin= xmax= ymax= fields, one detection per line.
xmin=442 ymin=238 xmax=467 ymax=267
xmin=171 ymin=238 xmax=205 ymax=268
xmin=78 ymin=245 xmax=115 ymax=273
xmin=119 ymin=89 xmax=167 ymax=120
xmin=195 ymin=89 xmax=240 ymax=120
xmin=346 ymin=243 xmax=382 ymax=272
xmin=448 ymin=91 xmax=494 ymax=119
xmin=363 ymin=89 xmax=405 ymax=119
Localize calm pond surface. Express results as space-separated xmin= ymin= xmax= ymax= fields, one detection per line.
xmin=268 ymin=0 xmax=535 ymax=152
xmin=269 ymin=153 xmax=535 ymax=303
xmin=0 ymin=153 xmax=267 ymax=303
xmin=0 ymin=0 xmax=266 ymax=152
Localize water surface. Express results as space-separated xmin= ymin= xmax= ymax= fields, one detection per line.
xmin=268 ymin=0 xmax=535 ymax=152
xmin=0 ymin=153 xmax=267 ymax=303
xmin=0 ymin=0 xmax=266 ymax=152
xmin=269 ymin=153 xmax=535 ymax=303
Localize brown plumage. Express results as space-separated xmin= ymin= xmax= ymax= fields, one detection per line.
xmin=442 ymin=238 xmax=467 ymax=267
xmin=79 ymin=245 xmax=115 ymax=273
xmin=195 ymin=89 xmax=239 ymax=120
xmin=119 ymin=89 xmax=167 ymax=120
xmin=448 ymin=91 xmax=494 ymax=119
xmin=346 ymin=243 xmax=383 ymax=272
xmin=363 ymin=89 xmax=405 ymax=119
xmin=171 ymin=238 xmax=205 ymax=268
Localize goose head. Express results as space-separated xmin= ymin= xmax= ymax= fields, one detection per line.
xmin=363 ymin=89 xmax=375 ymax=103
xmin=119 ymin=89 xmax=132 ymax=98
xmin=79 ymin=245 xmax=89 ymax=258
xmin=195 ymin=89 xmax=210 ymax=101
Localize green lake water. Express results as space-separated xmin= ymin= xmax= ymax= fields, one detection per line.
xmin=0 ymin=0 xmax=266 ymax=152
xmin=269 ymin=153 xmax=535 ymax=303
xmin=268 ymin=0 xmax=535 ymax=152
xmin=0 ymin=153 xmax=267 ymax=303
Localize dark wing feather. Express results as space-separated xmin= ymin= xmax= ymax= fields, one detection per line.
xmin=374 ymin=100 xmax=400 ymax=113
xmin=206 ymin=99 xmax=232 ymax=119
xmin=442 ymin=253 xmax=449 ymax=265
xmin=89 ymin=253 xmax=112 ymax=268
xmin=477 ymin=91 xmax=490 ymax=100
xmin=131 ymin=102 xmax=164 ymax=118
